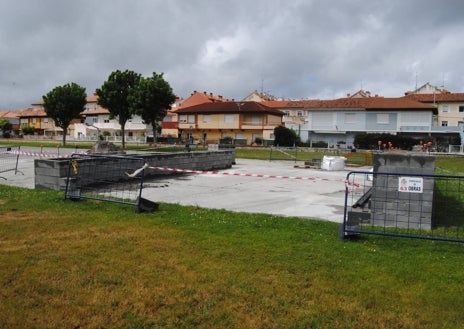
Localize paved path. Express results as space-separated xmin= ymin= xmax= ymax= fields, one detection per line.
xmin=0 ymin=146 xmax=370 ymax=223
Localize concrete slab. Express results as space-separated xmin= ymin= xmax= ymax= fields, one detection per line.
xmin=141 ymin=158 xmax=362 ymax=223
xmin=0 ymin=147 xmax=371 ymax=223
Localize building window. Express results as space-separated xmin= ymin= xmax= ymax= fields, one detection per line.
xmin=43 ymin=118 xmax=48 ymax=123
xmin=283 ymin=111 xmax=290 ymax=116
xmin=224 ymin=114 xmax=234 ymax=123
xmin=442 ymin=105 xmax=449 ymax=113
xmin=442 ymin=121 xmax=448 ymax=126
xmin=344 ymin=113 xmax=356 ymax=124
xmin=188 ymin=115 xmax=195 ymax=123
xmin=92 ymin=117 xmax=98 ymax=123
xmin=376 ymin=113 xmax=389 ymax=124
xmin=297 ymin=111 xmax=303 ymax=117
xmin=203 ymin=115 xmax=211 ymax=123
xmin=179 ymin=115 xmax=187 ymax=123
xmin=459 ymin=106 xmax=464 ymax=113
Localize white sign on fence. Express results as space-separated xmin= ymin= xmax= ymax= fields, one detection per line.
xmin=398 ymin=177 xmax=423 ymax=193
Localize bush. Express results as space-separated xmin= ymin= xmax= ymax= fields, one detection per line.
xmin=20 ymin=126 xmax=35 ymax=135
xmin=354 ymin=133 xmax=417 ymax=150
xmin=273 ymin=126 xmax=300 ymax=146
xmin=311 ymin=141 xmax=329 ymax=148
xmin=220 ymin=136 xmax=233 ymax=144
xmin=254 ymin=137 xmax=263 ymax=145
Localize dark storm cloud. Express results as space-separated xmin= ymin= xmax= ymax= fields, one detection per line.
xmin=1 ymin=0 xmax=463 ymax=109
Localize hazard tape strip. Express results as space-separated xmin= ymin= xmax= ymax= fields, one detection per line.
xmin=7 ymin=150 xmax=87 ymax=159
xmin=9 ymin=150 xmax=361 ymax=187
xmin=146 ymin=165 xmax=360 ymax=187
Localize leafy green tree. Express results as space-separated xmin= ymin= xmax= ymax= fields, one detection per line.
xmin=96 ymin=70 xmax=141 ymax=148
xmin=273 ymin=125 xmax=300 ymax=146
xmin=42 ymin=82 xmax=86 ymax=146
xmin=129 ymin=72 xmax=176 ymax=143
xmin=0 ymin=118 xmax=12 ymax=137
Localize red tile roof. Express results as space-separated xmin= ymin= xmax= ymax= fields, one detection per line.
xmin=174 ymin=101 xmax=284 ymax=116
xmin=265 ymin=97 xmax=436 ymax=112
xmin=83 ymin=108 xmax=110 ymax=115
xmin=17 ymin=108 xmax=47 ymax=117
xmin=402 ymin=93 xmax=464 ymax=103
xmin=86 ymin=94 xmax=98 ymax=102
xmin=177 ymin=91 xmax=229 ymax=108
xmin=0 ymin=110 xmax=20 ymax=119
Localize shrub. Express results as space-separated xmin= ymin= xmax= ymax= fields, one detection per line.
xmin=20 ymin=126 xmax=35 ymax=135
xmin=273 ymin=126 xmax=300 ymax=146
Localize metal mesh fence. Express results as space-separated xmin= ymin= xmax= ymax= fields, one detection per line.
xmin=343 ymin=170 xmax=464 ymax=242
xmin=0 ymin=146 xmax=20 ymax=179
xmin=64 ymin=154 xmax=146 ymax=209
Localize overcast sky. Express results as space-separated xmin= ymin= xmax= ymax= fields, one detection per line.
xmin=1 ymin=0 xmax=464 ymax=109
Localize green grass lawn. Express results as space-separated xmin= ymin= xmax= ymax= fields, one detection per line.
xmin=1 ymin=185 xmax=463 ymax=328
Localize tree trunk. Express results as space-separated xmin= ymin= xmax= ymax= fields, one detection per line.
xmin=152 ymin=122 xmax=157 ymax=143
xmin=62 ymin=127 xmax=67 ymax=146
xmin=121 ymin=127 xmax=126 ymax=149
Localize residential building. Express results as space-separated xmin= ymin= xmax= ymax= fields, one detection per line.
xmin=0 ymin=110 xmax=20 ymax=136
xmin=74 ymin=94 xmax=147 ymax=142
xmin=180 ymin=90 xmax=229 ymax=107
xmin=17 ymin=107 xmax=62 ymax=137
xmin=160 ymin=91 xmax=230 ymax=140
xmin=173 ymin=101 xmax=284 ymax=144
xmin=278 ymin=97 xmax=439 ymax=148
xmin=402 ymin=82 xmax=464 ymax=127
xmin=346 ymin=89 xmax=376 ymax=98
xmin=242 ymin=91 xmax=280 ymax=102
xmin=404 ymin=82 xmax=449 ymax=95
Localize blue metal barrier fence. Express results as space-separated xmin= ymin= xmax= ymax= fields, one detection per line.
xmin=342 ymin=170 xmax=464 ymax=243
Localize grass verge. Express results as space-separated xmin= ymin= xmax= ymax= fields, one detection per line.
xmin=1 ymin=185 xmax=463 ymax=328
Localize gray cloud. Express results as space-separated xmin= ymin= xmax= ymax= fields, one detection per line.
xmin=1 ymin=0 xmax=463 ymax=109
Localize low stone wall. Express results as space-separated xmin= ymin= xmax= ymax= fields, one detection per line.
xmin=35 ymin=150 xmax=235 ymax=191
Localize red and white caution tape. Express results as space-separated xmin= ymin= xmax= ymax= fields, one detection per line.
xmin=144 ymin=164 xmax=360 ymax=187
xmin=7 ymin=150 xmax=88 ymax=159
